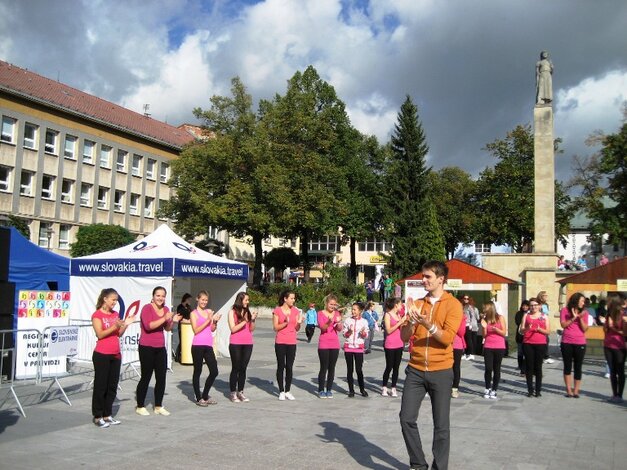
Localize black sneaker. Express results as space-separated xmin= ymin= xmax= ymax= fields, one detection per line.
xmin=360 ymin=390 xmax=369 ymax=397
xmin=347 ymin=391 xmax=355 ymax=398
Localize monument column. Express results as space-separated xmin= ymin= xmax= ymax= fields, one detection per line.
xmin=533 ymin=104 xmax=555 ymax=253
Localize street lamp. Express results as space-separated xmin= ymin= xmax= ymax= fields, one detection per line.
xmin=46 ymin=227 xmax=54 ymax=251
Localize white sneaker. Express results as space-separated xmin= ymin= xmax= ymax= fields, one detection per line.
xmin=390 ymin=387 xmax=398 ymax=398
xmin=489 ymin=390 xmax=497 ymax=400
xmin=381 ymin=386 xmax=388 ymax=397
xmin=462 ymin=355 xmax=469 ymax=361
xmin=451 ymin=388 xmax=459 ymax=398
xmin=543 ymin=358 xmax=555 ymax=364
xmin=278 ymin=392 xmax=286 ymax=401
xmin=604 ymin=372 xmax=610 ymax=379
xmin=467 ymin=355 xmax=475 ymax=361
xmin=285 ymin=392 xmax=295 ymax=401
xmin=484 ymin=388 xmax=491 ymax=399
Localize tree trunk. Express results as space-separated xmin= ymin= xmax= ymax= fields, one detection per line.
xmin=349 ymin=237 xmax=357 ymax=283
xmin=301 ymin=231 xmax=310 ymax=283
xmin=252 ymin=231 xmax=263 ymax=288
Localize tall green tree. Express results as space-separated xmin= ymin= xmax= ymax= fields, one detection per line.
xmin=384 ymin=96 xmax=445 ymax=277
xmin=6 ymin=215 xmax=30 ymax=238
xmin=163 ymin=77 xmax=276 ymax=287
xmin=70 ymin=224 xmax=135 ymax=257
xmin=475 ymin=124 xmax=571 ymax=252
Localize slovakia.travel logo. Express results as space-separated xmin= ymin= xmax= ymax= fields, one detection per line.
xmin=132 ymin=240 xmax=158 ymax=252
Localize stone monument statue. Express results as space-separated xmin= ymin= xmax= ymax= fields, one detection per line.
xmin=536 ymin=51 xmax=553 ymax=105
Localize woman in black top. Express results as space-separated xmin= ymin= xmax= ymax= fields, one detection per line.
xmin=175 ymin=293 xmax=192 ymax=362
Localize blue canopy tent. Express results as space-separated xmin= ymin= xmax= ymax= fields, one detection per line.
xmin=6 ymin=227 xmax=70 ymax=328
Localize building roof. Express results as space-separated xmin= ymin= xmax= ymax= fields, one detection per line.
xmin=0 ymin=60 xmax=194 ymax=150
xmin=400 ymin=259 xmax=517 ymax=284
xmin=557 ymin=257 xmax=626 ymax=286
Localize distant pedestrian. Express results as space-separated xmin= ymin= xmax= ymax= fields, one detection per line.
xmin=91 ymin=288 xmax=135 ymax=428
xmin=559 ymin=292 xmax=588 ymax=398
xmin=462 ymin=295 xmax=478 ymax=360
xmin=190 ymin=290 xmax=221 ymax=406
xmin=305 ymin=303 xmax=317 ymax=343
xmin=174 ymin=293 xmax=192 ymax=362
xmin=514 ymin=300 xmax=530 ymax=376
xmin=384 ymin=275 xmax=394 ymax=301
xmin=382 ymin=297 xmax=407 ymax=398
xmin=273 ymin=289 xmax=303 ymax=401
xmin=362 ymin=301 xmax=379 ymax=353
xmin=603 ymin=293 xmax=626 ymax=403
xmin=451 ymin=309 xmax=466 ymax=398
xmin=366 ymin=280 xmax=375 ymax=302
xmin=537 ymin=290 xmax=554 ymax=364
xmin=481 ymin=302 xmax=507 ymax=400
xmin=228 ymin=292 xmax=257 ymax=403
xmin=136 ymin=286 xmax=182 ymax=416
xmin=521 ymin=297 xmax=550 ymax=397
xmin=317 ymin=294 xmax=342 ymax=398
xmin=343 ymin=301 xmax=369 ymax=397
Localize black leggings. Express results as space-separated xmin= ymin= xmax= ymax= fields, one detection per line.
xmin=318 ymin=348 xmax=339 ymax=392
xmin=464 ymin=328 xmax=476 ymax=356
xmin=275 ymin=343 xmax=297 ymax=392
xmin=453 ymin=348 xmax=464 ymax=388
xmin=305 ymin=325 xmax=316 ymax=343
xmin=229 ymin=344 xmax=253 ymax=392
xmin=483 ymin=348 xmax=505 ymax=391
xmin=191 ymin=345 xmax=218 ymax=401
xmin=136 ymin=345 xmax=167 ymax=407
xmin=604 ymin=347 xmax=626 ymax=398
xmin=345 ymin=351 xmax=365 ymax=392
xmin=382 ymin=347 xmax=403 ymax=387
xmin=524 ymin=343 xmax=545 ymax=394
xmin=92 ymin=351 xmax=121 ymax=418
xmin=560 ymin=343 xmax=586 ymax=380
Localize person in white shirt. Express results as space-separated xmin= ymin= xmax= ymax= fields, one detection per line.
xmin=343 ymin=302 xmax=370 ymax=397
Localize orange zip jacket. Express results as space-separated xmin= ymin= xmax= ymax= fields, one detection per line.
xmin=408 ymin=291 xmax=463 ymax=372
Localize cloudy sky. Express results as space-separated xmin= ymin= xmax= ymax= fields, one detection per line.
xmin=1 ymin=0 xmax=625 ymax=183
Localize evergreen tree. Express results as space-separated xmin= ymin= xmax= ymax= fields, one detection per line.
xmin=384 ymin=96 xmax=445 ymax=277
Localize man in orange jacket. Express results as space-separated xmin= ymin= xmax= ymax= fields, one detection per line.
xmin=399 ymin=260 xmax=463 ymax=470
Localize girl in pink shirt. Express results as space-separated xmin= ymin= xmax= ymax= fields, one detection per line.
xmin=603 ymin=294 xmax=626 ymax=402
xmin=452 ymin=304 xmax=467 ymax=399
xmin=382 ymin=297 xmax=407 ymax=398
xmin=91 ymin=288 xmax=135 ymax=428
xmin=559 ymin=292 xmax=589 ymax=398
xmin=521 ymin=297 xmax=550 ymax=397
xmin=228 ymin=292 xmax=257 ymax=403
xmin=190 ymin=290 xmax=221 ymax=406
xmin=273 ymin=289 xmax=303 ymax=401
xmin=481 ymin=302 xmax=507 ymax=399
xmin=317 ymin=294 xmax=343 ymax=398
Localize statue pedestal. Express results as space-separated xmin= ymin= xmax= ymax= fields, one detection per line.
xmin=533 ymin=105 xmax=555 ymax=253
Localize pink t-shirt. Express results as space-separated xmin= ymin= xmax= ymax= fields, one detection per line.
xmin=230 ymin=310 xmax=254 ymax=345
xmin=92 ymin=310 xmax=121 ymax=356
xmin=523 ymin=315 xmax=548 ymax=345
xmin=274 ymin=306 xmax=300 ymax=345
xmin=191 ymin=309 xmax=214 ymax=347
xmin=560 ymin=307 xmax=588 ymax=345
xmin=453 ymin=315 xmax=466 ymax=350
xmin=139 ymin=303 xmax=171 ymax=348
xmin=317 ymin=311 xmax=341 ymax=350
xmin=483 ymin=317 xmax=506 ymax=349
xmin=604 ymin=317 xmax=625 ymax=350
xmin=384 ymin=314 xmax=404 ymax=349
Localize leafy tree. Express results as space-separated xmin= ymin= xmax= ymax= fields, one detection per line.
xmin=264 ymin=247 xmax=300 ymax=279
xmin=384 ymin=96 xmax=445 ymax=277
xmin=70 ymin=224 xmax=135 ymax=257
xmin=6 ymin=215 xmax=30 ymax=238
xmin=474 ymin=124 xmax=570 ymax=252
xmin=428 ymin=167 xmax=477 ymax=259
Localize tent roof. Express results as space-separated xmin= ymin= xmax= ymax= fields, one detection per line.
xmin=557 ymin=257 xmax=626 ymax=285
xmin=400 ymin=259 xmax=517 ymax=284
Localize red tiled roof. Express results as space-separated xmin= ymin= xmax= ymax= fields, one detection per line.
xmin=557 ymin=257 xmax=626 ymax=286
xmin=400 ymin=259 xmax=517 ymax=284
xmin=0 ymin=60 xmax=194 ymax=150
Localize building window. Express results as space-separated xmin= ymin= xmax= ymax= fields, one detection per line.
xmin=58 ymin=225 xmax=71 ymax=250
xmin=116 ymin=150 xmax=127 ymax=172
xmin=158 ymin=199 xmax=167 ymax=220
xmin=64 ymin=135 xmax=77 ymax=159
xmin=1 ymin=116 xmax=16 ymax=143
xmin=80 ymin=183 xmax=92 ymax=207
xmin=144 ymin=197 xmax=154 ymax=217
xmin=131 ymin=155 xmax=142 ymax=176
xmin=114 ymin=190 xmax=124 ymax=212
xmin=309 ymin=236 xmax=339 ymax=252
xmin=23 ymin=123 xmax=38 ymax=149
xmin=129 ymin=193 xmax=140 ymax=215
xmin=41 ymin=175 xmax=55 ymax=200
xmin=474 ymin=242 xmax=491 ymax=254
xmin=208 ymin=226 xmax=219 ymax=240
xmin=0 ymin=166 xmax=10 ymax=192
xmin=83 ymin=140 xmax=95 ymax=164
xmin=160 ymin=163 xmax=169 ymax=183
xmin=38 ymin=223 xmax=53 ymax=249
xmin=97 ymin=186 xmax=109 ymax=209
xmin=20 ymin=171 xmax=34 ymax=196
xmin=100 ymin=145 xmax=112 ymax=168
xmin=61 ymin=179 xmax=73 ymax=203
xmin=45 ymin=129 xmax=58 ymax=155
xmin=146 ymin=159 xmax=156 ymax=180
xmin=358 ymin=238 xmax=390 ymax=252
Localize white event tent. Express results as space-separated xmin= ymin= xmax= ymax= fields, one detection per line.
xmin=69 ymin=224 xmax=248 ymax=361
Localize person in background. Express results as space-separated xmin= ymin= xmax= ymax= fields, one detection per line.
xmin=378 ymin=276 xmax=386 ymax=303
xmin=273 ymin=289 xmax=303 ymax=401
xmin=136 ymin=286 xmax=182 ymax=416
xmin=537 ymin=291 xmax=554 ymax=364
xmin=481 ymin=302 xmax=507 ymax=400
xmin=599 ymin=253 xmax=609 ymax=265
xmin=228 ymin=292 xmax=257 ymax=403
xmin=462 ymin=295 xmax=478 ymax=360
xmin=382 ymin=297 xmax=407 ymax=398
xmin=521 ymin=297 xmax=550 ymax=397
xmin=174 ymin=293 xmax=192 ymax=362
xmin=576 ymin=256 xmax=588 ymax=270
xmin=343 ymin=301 xmax=370 ymax=397
xmin=394 ymin=282 xmax=402 ymax=300
xmin=514 ymin=300 xmax=530 ymax=377
xmin=384 ymin=275 xmax=394 ymax=301
xmin=190 ymin=290 xmax=220 ymax=406
xmin=91 ymin=288 xmax=136 ymax=428
xmin=559 ymin=292 xmax=588 ymax=398
xmin=305 ymin=302 xmax=318 ymax=343
xmin=451 ymin=307 xmax=467 ymax=398
xmin=362 ymin=301 xmax=379 ymax=354
xmin=317 ymin=294 xmax=343 ymax=398
xmin=603 ymin=293 xmax=626 ymax=403
xmin=366 ymin=280 xmax=375 ymax=302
